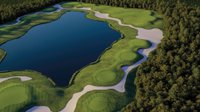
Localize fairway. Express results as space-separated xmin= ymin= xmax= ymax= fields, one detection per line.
xmin=42 ymin=7 xmax=57 ymax=12
xmin=93 ymin=70 xmax=117 ymax=84
xmin=0 ymin=84 xmax=29 ymax=110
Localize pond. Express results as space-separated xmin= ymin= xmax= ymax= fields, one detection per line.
xmin=0 ymin=11 xmax=120 ymax=87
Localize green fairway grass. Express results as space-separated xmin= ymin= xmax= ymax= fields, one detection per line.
xmin=93 ymin=70 xmax=117 ymax=84
xmin=42 ymin=7 xmax=57 ymax=12
xmin=0 ymin=84 xmax=30 ymax=111
xmin=61 ymin=2 xmax=81 ymax=8
xmin=0 ymin=2 xmax=163 ymax=111
xmin=75 ymin=90 xmax=127 ymax=112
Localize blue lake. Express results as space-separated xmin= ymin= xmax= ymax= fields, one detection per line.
xmin=0 ymin=11 xmax=120 ymax=86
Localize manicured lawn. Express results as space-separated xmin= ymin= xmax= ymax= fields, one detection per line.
xmin=0 ymin=84 xmax=30 ymax=111
xmin=93 ymin=70 xmax=117 ymax=84
xmin=75 ymin=90 xmax=127 ymax=112
xmin=61 ymin=2 xmax=80 ymax=8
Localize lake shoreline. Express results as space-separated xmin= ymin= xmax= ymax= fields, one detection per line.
xmin=61 ymin=7 xmax=163 ymax=112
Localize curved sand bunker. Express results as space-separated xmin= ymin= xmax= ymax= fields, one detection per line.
xmin=26 ymin=106 xmax=52 ymax=112
xmin=0 ymin=76 xmax=32 ymax=83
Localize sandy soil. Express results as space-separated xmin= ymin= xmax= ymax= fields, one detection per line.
xmin=0 ymin=76 xmax=32 ymax=83
xmin=26 ymin=106 xmax=52 ymax=112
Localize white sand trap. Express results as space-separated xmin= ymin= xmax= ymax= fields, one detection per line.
xmin=26 ymin=106 xmax=52 ymax=112
xmin=0 ymin=76 xmax=32 ymax=83
xmin=53 ymin=4 xmax=64 ymax=12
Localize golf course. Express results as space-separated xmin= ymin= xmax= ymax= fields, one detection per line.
xmin=0 ymin=1 xmax=163 ymax=112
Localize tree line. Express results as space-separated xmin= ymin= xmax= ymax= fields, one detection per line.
xmin=0 ymin=0 xmax=72 ymax=24
xmin=77 ymin=0 xmax=200 ymax=111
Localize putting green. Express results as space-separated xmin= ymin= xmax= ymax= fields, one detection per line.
xmin=88 ymin=95 xmax=115 ymax=111
xmin=118 ymin=50 xmax=136 ymax=62
xmin=93 ymin=70 xmax=117 ymax=84
xmin=0 ymin=84 xmax=29 ymax=110
xmin=75 ymin=90 xmax=126 ymax=112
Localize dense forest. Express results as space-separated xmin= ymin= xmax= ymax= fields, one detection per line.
xmin=77 ymin=0 xmax=200 ymax=111
xmin=0 ymin=0 xmax=72 ymax=24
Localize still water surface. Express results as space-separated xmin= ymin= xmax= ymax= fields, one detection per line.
xmin=0 ymin=11 xmax=120 ymax=86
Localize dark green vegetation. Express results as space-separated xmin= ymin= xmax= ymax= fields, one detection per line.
xmin=0 ymin=0 xmax=72 ymax=23
xmin=42 ymin=7 xmax=57 ymax=12
xmin=0 ymin=49 xmax=5 ymax=62
xmin=77 ymin=0 xmax=200 ymax=111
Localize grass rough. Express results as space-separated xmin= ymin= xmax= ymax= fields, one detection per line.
xmin=75 ymin=90 xmax=127 ymax=112
xmin=0 ymin=49 xmax=6 ymax=62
